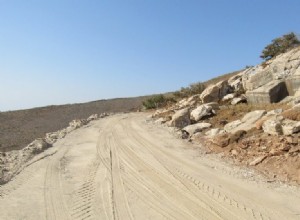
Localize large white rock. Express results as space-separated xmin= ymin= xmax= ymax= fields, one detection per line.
xmin=224 ymin=120 xmax=242 ymax=132
xmin=205 ymin=128 xmax=226 ymax=137
xmin=170 ymin=108 xmax=191 ymax=128
xmin=231 ymin=96 xmax=247 ymax=105
xmin=200 ymin=80 xmax=231 ymax=103
xmin=222 ymin=93 xmax=236 ymax=101
xmin=228 ymin=73 xmax=244 ymax=93
xmin=190 ymin=102 xmax=219 ymax=122
xmin=224 ymin=110 xmax=266 ymax=133
xmin=182 ymin=123 xmax=212 ymax=135
xmin=241 ymin=110 xmax=267 ymax=123
xmin=281 ymin=119 xmax=300 ymax=135
xmin=262 ymin=119 xmax=283 ymax=135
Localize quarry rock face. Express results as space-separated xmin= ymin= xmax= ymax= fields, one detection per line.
xmin=246 ymin=80 xmax=289 ymax=104
xmin=243 ymin=47 xmax=300 ymax=104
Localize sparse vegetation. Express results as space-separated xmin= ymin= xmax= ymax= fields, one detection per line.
xmin=204 ymin=103 xmax=290 ymax=129
xmin=0 ymin=97 xmax=149 ymax=152
xmin=172 ymin=70 xmax=242 ymax=100
xmin=260 ymin=32 xmax=300 ymax=61
xmin=142 ymin=94 xmax=175 ymax=109
xmin=173 ymin=82 xmax=206 ymax=99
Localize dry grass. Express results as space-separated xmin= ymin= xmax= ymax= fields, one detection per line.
xmin=202 ymin=70 xmax=242 ymax=87
xmin=204 ymin=103 xmax=290 ymax=128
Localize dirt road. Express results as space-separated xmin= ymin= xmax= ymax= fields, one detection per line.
xmin=1 ymin=113 xmax=300 ymax=220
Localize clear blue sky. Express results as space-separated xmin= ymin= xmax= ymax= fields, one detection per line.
xmin=1 ymin=0 xmax=299 ymax=111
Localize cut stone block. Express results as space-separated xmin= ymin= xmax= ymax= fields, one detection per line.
xmin=246 ymin=80 xmax=288 ymax=104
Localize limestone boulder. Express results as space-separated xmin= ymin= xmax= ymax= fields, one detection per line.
xmin=222 ymin=93 xmax=236 ymax=101
xmin=190 ymin=102 xmax=219 ymax=122
xmin=224 ymin=120 xmax=242 ymax=133
xmin=281 ymin=119 xmax=300 ymax=135
xmin=182 ymin=123 xmax=211 ymax=135
xmin=200 ymin=80 xmax=231 ymax=103
xmin=262 ymin=119 xmax=283 ymax=135
xmin=170 ymin=108 xmax=191 ymax=128
xmin=224 ymin=110 xmax=266 ymax=133
xmin=231 ymin=96 xmax=247 ymax=105
xmin=228 ymin=73 xmax=244 ymax=93
xmin=205 ymin=128 xmax=226 ymax=137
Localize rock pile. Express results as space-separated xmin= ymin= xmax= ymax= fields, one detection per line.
xmin=150 ymin=47 xmax=300 ymax=184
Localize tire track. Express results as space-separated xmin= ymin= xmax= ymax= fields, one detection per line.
xmin=112 ymin=126 xmax=221 ymax=220
xmin=124 ymin=118 xmax=279 ymax=220
xmin=70 ymin=159 xmax=100 ymax=220
xmin=109 ymin=132 xmax=134 ymax=220
xmin=44 ymin=154 xmax=71 ymax=220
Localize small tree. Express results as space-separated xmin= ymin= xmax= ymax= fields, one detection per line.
xmin=260 ymin=32 xmax=300 ymax=61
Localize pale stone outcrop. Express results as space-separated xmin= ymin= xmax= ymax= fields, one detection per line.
xmin=200 ymin=80 xmax=231 ymax=103
xmin=190 ymin=103 xmax=219 ymax=122
xmin=262 ymin=119 xmax=283 ymax=135
xmin=170 ymin=108 xmax=191 ymax=128
xmin=242 ymin=47 xmax=300 ymax=104
xmin=224 ymin=120 xmax=242 ymax=133
xmin=281 ymin=119 xmax=300 ymax=135
xmin=222 ymin=93 xmax=236 ymax=101
xmin=224 ymin=110 xmax=266 ymax=133
xmin=231 ymin=96 xmax=247 ymax=105
xmin=205 ymin=128 xmax=225 ymax=137
xmin=228 ymin=73 xmax=244 ymax=93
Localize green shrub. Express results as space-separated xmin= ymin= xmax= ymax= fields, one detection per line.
xmin=173 ymin=82 xmax=206 ymax=99
xmin=142 ymin=95 xmax=175 ymax=109
xmin=260 ymin=32 xmax=300 ymax=61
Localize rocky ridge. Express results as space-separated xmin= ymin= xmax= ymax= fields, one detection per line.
xmin=151 ymin=47 xmax=300 ymax=184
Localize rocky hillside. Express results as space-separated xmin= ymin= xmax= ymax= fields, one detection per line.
xmin=151 ymin=46 xmax=300 ymax=184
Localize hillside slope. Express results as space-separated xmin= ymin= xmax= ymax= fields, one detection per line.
xmin=0 ymin=97 xmax=148 ymax=151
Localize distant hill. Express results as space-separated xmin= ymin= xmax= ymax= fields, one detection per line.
xmin=0 ymin=96 xmax=149 ymax=152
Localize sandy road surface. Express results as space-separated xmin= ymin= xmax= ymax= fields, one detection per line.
xmin=0 ymin=113 xmax=300 ymax=220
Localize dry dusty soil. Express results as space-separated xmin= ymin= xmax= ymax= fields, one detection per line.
xmin=0 ymin=113 xmax=300 ymax=220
